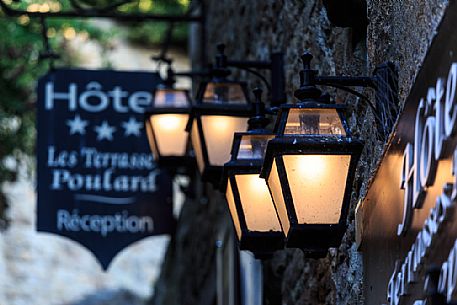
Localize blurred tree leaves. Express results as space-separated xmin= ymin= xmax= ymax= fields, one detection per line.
xmin=121 ymin=0 xmax=190 ymax=47
xmin=0 ymin=0 xmax=109 ymax=227
xmin=0 ymin=0 xmax=190 ymax=227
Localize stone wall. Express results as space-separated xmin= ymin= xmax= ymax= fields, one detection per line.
xmin=152 ymin=173 xmax=233 ymax=305
xmin=152 ymin=0 xmax=450 ymax=304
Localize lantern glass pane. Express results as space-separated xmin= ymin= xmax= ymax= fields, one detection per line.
xmin=154 ymin=88 xmax=189 ymax=107
xmin=191 ymin=120 xmax=205 ymax=173
xmin=226 ymin=179 xmax=242 ymax=239
xmin=285 ymin=109 xmax=346 ymax=136
xmin=267 ymin=158 xmax=290 ymax=235
xmin=235 ymin=174 xmax=282 ymax=233
xmin=145 ymin=119 xmax=159 ymax=159
xmin=149 ymin=114 xmax=189 ymax=157
xmin=203 ymin=82 xmax=247 ymax=105
xmin=201 ymin=115 xmax=248 ymax=166
xmin=283 ymin=154 xmax=351 ymax=224
xmin=236 ymin=135 xmax=274 ymax=160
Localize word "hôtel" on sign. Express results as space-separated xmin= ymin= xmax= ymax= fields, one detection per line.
xmin=389 ymin=62 xmax=457 ymax=305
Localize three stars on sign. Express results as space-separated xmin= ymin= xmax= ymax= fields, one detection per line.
xmin=66 ymin=115 xmax=143 ymax=141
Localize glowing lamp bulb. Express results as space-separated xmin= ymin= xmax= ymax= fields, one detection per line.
xmin=297 ymin=155 xmax=327 ymax=181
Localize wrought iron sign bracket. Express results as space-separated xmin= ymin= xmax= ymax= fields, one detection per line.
xmin=1 ymin=0 xmax=207 ymax=68
xmin=0 ymin=0 xmax=204 ymax=22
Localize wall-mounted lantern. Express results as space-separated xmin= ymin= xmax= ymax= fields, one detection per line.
xmin=260 ymin=52 xmax=370 ymax=253
xmin=222 ymin=88 xmax=284 ymax=257
xmin=145 ymin=59 xmax=194 ymax=168
xmin=187 ymin=43 xmax=287 ymax=184
xmin=187 ymin=44 xmax=254 ymax=183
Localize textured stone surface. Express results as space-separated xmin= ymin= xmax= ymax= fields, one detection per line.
xmin=202 ymin=1 xmax=369 ymax=304
xmin=152 ymin=184 xmax=227 ymax=305
xmin=153 ymin=0 xmax=450 ymax=304
xmin=367 ymin=0 xmax=449 ymax=104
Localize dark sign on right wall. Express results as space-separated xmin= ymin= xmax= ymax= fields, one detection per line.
xmin=358 ymin=1 xmax=457 ymax=304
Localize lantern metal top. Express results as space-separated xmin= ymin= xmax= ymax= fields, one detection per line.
xmin=271 ymin=102 xmax=350 ymax=137
xmin=224 ymin=130 xmax=275 ymax=176
xmin=192 ymin=80 xmax=253 ymax=115
xmin=224 ymin=87 xmax=273 ymax=170
xmin=192 ymin=43 xmax=253 ymax=113
xmin=145 ymin=58 xmax=193 ymax=115
xmin=145 ymin=87 xmax=192 ymax=115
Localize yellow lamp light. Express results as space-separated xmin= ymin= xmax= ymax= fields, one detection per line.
xmin=260 ymin=103 xmax=363 ymax=252
xmin=187 ymin=80 xmax=252 ymax=183
xmin=145 ymin=86 xmax=193 ymax=167
xmin=223 ymin=132 xmax=284 ymax=257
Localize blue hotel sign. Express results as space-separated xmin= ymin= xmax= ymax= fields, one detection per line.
xmin=36 ymin=69 xmax=175 ymax=270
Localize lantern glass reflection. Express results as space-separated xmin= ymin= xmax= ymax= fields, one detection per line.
xmin=203 ymin=82 xmax=247 ymax=104
xmin=201 ymin=116 xmax=248 ymax=166
xmin=237 ymin=135 xmax=274 ymax=159
xmin=223 ymin=131 xmax=285 ymax=254
xmin=154 ymin=88 xmax=189 ymax=107
xmin=188 ymin=80 xmax=252 ymax=182
xmin=284 ymin=108 xmax=345 ymax=135
xmin=226 ymin=179 xmax=242 ymax=238
xmin=145 ymin=120 xmax=159 ymax=158
xmin=149 ymin=114 xmax=188 ymax=158
xmin=267 ymin=158 xmax=290 ymax=234
xmin=191 ymin=121 xmax=205 ymax=173
xmin=145 ymin=87 xmax=192 ymax=165
xmin=283 ymin=154 xmax=350 ymax=224
xmin=234 ymin=174 xmax=282 ymax=232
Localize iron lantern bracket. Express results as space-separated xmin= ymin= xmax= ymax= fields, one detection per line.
xmin=297 ymin=52 xmax=399 ymax=139
xmin=151 ymin=57 xmax=210 ymax=88
xmin=213 ymin=44 xmax=286 ymax=107
xmin=247 ymin=88 xmax=270 ymax=130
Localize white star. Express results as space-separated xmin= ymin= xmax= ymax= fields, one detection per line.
xmin=66 ymin=114 xmax=88 ymax=135
xmin=122 ymin=117 xmax=143 ymax=137
xmin=94 ymin=121 xmax=116 ymax=141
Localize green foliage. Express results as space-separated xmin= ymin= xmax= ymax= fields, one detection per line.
xmin=0 ymin=3 xmax=108 ymax=223
xmin=122 ymin=0 xmax=190 ymax=47
xmin=0 ymin=0 xmax=188 ymax=224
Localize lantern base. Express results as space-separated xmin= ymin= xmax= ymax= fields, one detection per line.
xmin=300 ymin=248 xmax=328 ymax=259
xmin=252 ymin=251 xmax=274 ymax=260
xmin=200 ymin=165 xmax=224 ymax=185
xmin=285 ymin=224 xmax=345 ymax=252
xmin=239 ymin=231 xmax=285 ymax=256
xmin=156 ymin=156 xmax=197 ymax=173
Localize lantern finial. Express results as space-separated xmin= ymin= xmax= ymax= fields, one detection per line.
xmin=164 ymin=59 xmax=176 ymax=88
xmin=248 ymin=87 xmax=269 ymax=131
xmin=300 ymin=51 xmax=313 ymax=70
xmin=213 ymin=43 xmax=231 ymax=79
xmin=294 ymin=51 xmax=322 ymax=101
